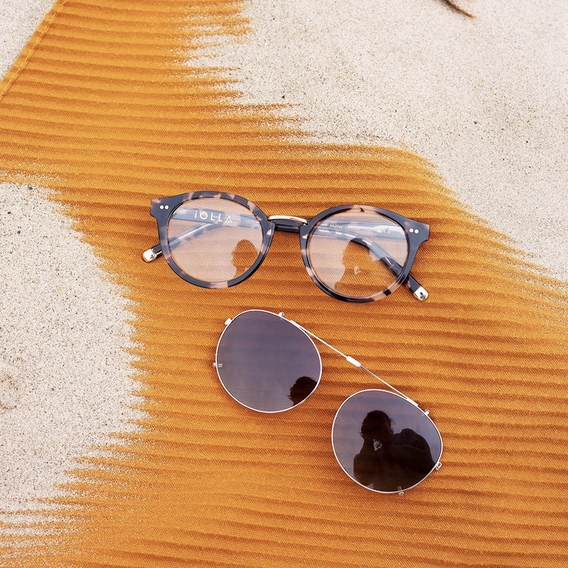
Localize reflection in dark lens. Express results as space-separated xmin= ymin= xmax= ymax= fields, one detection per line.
xmin=215 ymin=310 xmax=322 ymax=412
xmin=331 ymin=390 xmax=442 ymax=493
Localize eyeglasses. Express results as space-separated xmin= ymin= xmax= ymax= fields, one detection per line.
xmin=214 ymin=309 xmax=443 ymax=494
xmin=142 ymin=191 xmax=430 ymax=302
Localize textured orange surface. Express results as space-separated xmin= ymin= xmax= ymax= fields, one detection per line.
xmin=1 ymin=1 xmax=567 ymax=566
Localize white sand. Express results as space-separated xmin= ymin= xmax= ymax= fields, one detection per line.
xmin=0 ymin=185 xmax=143 ymax=518
xmin=0 ymin=1 xmax=143 ymax=519
xmin=201 ymin=0 xmax=568 ymax=282
xmin=0 ymin=0 xmax=56 ymax=79
xmin=1 ymin=0 xmax=567 ymax=520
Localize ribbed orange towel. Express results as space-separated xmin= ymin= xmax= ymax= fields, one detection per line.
xmin=1 ymin=2 xmax=567 ymax=566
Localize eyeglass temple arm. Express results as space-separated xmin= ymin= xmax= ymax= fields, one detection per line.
xmin=283 ymin=314 xmax=419 ymax=408
xmin=142 ymin=220 xmax=222 ymax=262
xmin=142 ymin=243 xmax=162 ymax=262
xmin=346 ymin=236 xmax=427 ymax=301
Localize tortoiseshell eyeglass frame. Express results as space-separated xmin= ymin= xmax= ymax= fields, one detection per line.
xmin=142 ymin=191 xmax=430 ymax=303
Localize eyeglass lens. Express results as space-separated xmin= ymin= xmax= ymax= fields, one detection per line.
xmin=167 ymin=196 xmax=264 ymax=284
xmin=331 ymin=389 xmax=442 ymax=493
xmin=307 ymin=209 xmax=409 ymax=298
xmin=215 ymin=310 xmax=322 ymax=412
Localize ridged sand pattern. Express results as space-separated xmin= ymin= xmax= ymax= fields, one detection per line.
xmin=1 ymin=1 xmax=567 ymax=566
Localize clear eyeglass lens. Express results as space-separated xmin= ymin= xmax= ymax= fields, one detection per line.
xmin=332 ymin=390 xmax=442 ymax=493
xmin=215 ymin=311 xmax=322 ymax=413
xmin=166 ymin=197 xmax=264 ymax=284
xmin=307 ymin=209 xmax=409 ymax=298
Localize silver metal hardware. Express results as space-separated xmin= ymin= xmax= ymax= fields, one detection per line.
xmin=268 ymin=215 xmax=308 ymax=224
xmin=142 ymin=248 xmax=161 ymax=262
xmin=413 ymin=286 xmax=428 ymax=301
xmin=286 ymin=313 xmax=419 ymax=407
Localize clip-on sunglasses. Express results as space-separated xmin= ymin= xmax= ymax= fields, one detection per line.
xmin=214 ymin=310 xmax=442 ymax=494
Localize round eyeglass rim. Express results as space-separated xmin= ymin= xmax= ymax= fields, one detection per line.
xmin=150 ymin=191 xmax=429 ymax=302
xmin=331 ymin=388 xmax=444 ymax=495
xmin=214 ymin=309 xmax=323 ymax=413
xmin=154 ymin=191 xmax=275 ymax=289
xmin=298 ymin=204 xmax=424 ymax=303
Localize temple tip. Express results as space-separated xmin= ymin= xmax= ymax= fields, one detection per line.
xmin=142 ymin=247 xmax=161 ymax=262
xmin=413 ymin=286 xmax=428 ymax=301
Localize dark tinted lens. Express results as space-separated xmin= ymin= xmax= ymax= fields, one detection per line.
xmin=215 ymin=310 xmax=322 ymax=412
xmin=331 ymin=389 xmax=442 ymax=493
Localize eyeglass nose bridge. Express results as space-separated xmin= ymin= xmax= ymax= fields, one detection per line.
xmin=268 ymin=215 xmax=308 ymax=233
